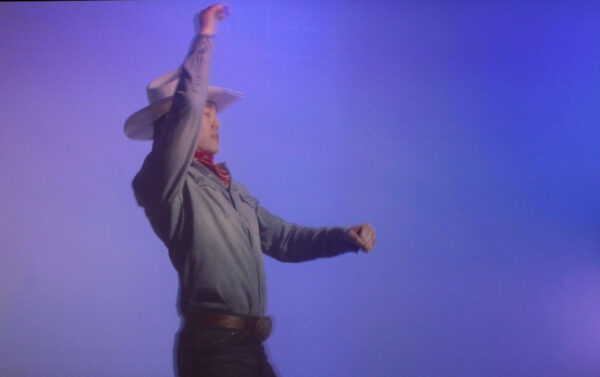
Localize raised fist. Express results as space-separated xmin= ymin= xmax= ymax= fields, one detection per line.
xmin=197 ymin=3 xmax=230 ymax=35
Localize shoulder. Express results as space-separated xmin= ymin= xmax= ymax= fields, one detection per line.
xmin=231 ymin=181 xmax=260 ymax=208
xmin=231 ymin=180 xmax=249 ymax=194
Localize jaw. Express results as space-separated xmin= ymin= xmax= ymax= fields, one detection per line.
xmin=196 ymin=143 xmax=219 ymax=155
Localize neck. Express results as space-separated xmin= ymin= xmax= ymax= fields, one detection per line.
xmin=193 ymin=150 xmax=231 ymax=187
xmin=194 ymin=150 xmax=214 ymax=163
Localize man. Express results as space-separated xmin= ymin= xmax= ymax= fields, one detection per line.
xmin=125 ymin=4 xmax=375 ymax=377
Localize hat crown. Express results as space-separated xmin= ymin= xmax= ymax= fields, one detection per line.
xmin=124 ymin=69 xmax=244 ymax=140
xmin=147 ymin=69 xmax=180 ymax=105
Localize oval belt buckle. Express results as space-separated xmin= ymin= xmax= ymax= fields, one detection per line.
xmin=254 ymin=317 xmax=272 ymax=342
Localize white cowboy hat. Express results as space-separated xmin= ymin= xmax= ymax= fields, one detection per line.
xmin=124 ymin=68 xmax=243 ymax=140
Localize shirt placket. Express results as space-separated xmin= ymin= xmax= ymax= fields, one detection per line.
xmin=230 ymin=185 xmax=266 ymax=315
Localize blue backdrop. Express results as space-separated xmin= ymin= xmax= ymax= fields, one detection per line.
xmin=1 ymin=1 xmax=599 ymax=376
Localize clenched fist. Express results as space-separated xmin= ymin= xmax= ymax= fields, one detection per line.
xmin=345 ymin=223 xmax=376 ymax=252
xmin=198 ymin=3 xmax=230 ymax=35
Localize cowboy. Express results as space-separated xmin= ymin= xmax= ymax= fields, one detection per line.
xmin=124 ymin=4 xmax=375 ymax=377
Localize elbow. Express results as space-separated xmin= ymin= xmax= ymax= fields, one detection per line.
xmin=132 ymin=173 xmax=150 ymax=207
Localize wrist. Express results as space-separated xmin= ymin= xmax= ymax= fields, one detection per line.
xmin=342 ymin=227 xmax=361 ymax=252
xmin=199 ymin=20 xmax=216 ymax=35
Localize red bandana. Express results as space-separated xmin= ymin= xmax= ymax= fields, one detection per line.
xmin=193 ymin=151 xmax=232 ymax=187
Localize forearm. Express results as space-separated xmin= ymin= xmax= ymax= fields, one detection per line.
xmin=268 ymin=225 xmax=358 ymax=263
xmin=258 ymin=207 xmax=359 ymax=262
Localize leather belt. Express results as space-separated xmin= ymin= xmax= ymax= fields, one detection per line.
xmin=190 ymin=311 xmax=273 ymax=342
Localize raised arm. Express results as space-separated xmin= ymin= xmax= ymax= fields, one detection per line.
xmin=133 ymin=4 xmax=229 ymax=206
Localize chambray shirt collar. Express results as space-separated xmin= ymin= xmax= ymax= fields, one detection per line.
xmin=191 ymin=160 xmax=231 ymax=190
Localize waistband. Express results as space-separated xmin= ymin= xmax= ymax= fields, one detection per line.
xmin=185 ymin=311 xmax=273 ymax=342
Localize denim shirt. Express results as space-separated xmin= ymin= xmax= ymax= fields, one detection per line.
xmin=132 ymin=34 xmax=357 ymax=317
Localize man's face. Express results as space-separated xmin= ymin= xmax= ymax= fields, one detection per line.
xmin=196 ymin=102 xmax=220 ymax=154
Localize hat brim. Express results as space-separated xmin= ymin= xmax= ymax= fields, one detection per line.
xmin=124 ymin=86 xmax=243 ymax=140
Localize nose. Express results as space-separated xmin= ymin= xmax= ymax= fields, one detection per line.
xmin=213 ymin=117 xmax=221 ymax=130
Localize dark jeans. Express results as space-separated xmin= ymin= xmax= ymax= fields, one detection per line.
xmin=175 ymin=319 xmax=278 ymax=377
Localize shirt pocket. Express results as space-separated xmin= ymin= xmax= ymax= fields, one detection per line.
xmin=239 ymin=194 xmax=258 ymax=210
xmin=239 ymin=194 xmax=260 ymax=233
xmin=191 ymin=175 xmax=235 ymax=218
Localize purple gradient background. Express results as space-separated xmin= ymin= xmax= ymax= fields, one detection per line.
xmin=1 ymin=1 xmax=599 ymax=376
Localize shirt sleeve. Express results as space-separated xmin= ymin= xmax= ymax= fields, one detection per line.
xmin=132 ymin=34 xmax=214 ymax=206
xmin=256 ymin=205 xmax=360 ymax=263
